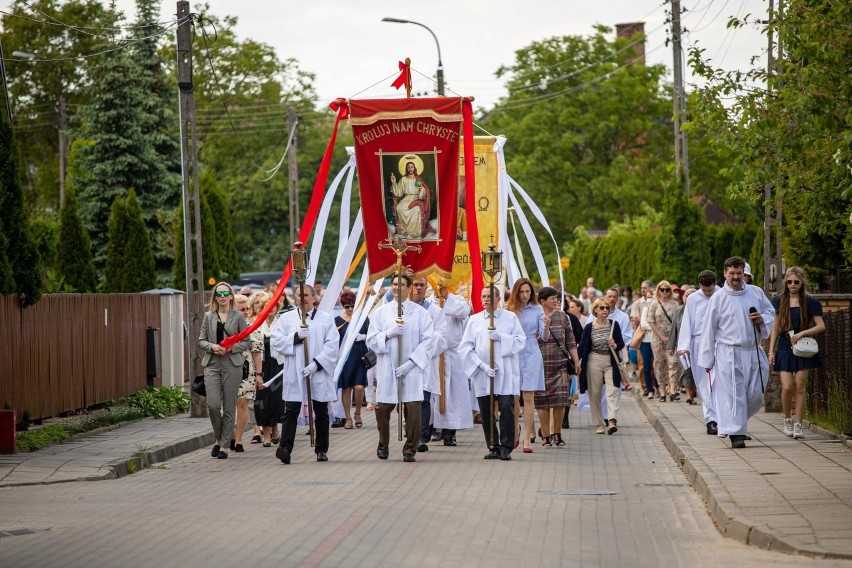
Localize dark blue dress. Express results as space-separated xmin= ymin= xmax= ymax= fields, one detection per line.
xmin=335 ymin=316 xmax=370 ymax=389
xmin=772 ymin=296 xmax=822 ymax=372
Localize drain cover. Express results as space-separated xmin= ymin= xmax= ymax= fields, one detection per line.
xmin=537 ymin=489 xmax=616 ymax=496
xmin=636 ymin=483 xmax=687 ymax=487
xmin=0 ymin=528 xmax=42 ymax=538
xmin=286 ymin=480 xmax=357 ymax=487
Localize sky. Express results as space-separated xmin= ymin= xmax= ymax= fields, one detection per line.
xmin=109 ymin=0 xmax=771 ymax=111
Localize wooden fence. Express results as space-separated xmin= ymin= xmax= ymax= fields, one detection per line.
xmin=808 ymin=308 xmax=852 ymax=435
xmin=0 ymin=294 xmax=161 ymax=421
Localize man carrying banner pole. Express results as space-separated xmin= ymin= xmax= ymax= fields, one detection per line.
xmin=367 ymin=271 xmax=435 ymax=463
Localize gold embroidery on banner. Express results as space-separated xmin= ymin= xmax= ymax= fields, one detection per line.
xmin=349 ymin=110 xmax=463 ymax=126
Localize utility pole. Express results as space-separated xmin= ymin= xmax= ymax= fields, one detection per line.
xmin=763 ymin=0 xmax=784 ymax=293
xmin=288 ymin=107 xmax=299 ymax=246
xmin=58 ymin=95 xmax=67 ymax=206
xmin=671 ymin=0 xmax=690 ymax=196
xmin=176 ymin=1 xmax=206 ymax=415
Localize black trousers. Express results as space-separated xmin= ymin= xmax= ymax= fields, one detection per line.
xmin=420 ymin=390 xmax=433 ymax=443
xmin=477 ymin=394 xmax=515 ymax=452
xmin=279 ymin=400 xmax=329 ymax=454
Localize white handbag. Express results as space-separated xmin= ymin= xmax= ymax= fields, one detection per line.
xmin=790 ymin=331 xmax=819 ymax=358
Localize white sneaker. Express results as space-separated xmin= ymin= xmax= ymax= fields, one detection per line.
xmin=793 ymin=422 xmax=804 ymax=439
xmin=783 ymin=418 xmax=794 ymax=437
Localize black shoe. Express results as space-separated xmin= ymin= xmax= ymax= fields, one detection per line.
xmin=403 ymin=453 xmax=416 ymax=463
xmin=730 ymin=435 xmax=746 ymax=449
xmin=745 ymin=433 xmax=752 ymax=440
xmin=484 ymin=449 xmax=500 ymax=460
xmin=443 ymin=437 xmax=457 ymax=447
xmin=706 ymin=421 xmax=718 ymax=435
xmin=499 ymin=449 xmax=512 ymax=461
xmin=377 ymin=446 xmax=389 ymax=460
xmin=275 ymin=446 xmax=291 ymax=464
xmin=216 ymin=451 xmax=228 ymax=459
xmin=418 ymin=443 xmax=429 ymax=452
xmin=234 ymin=444 xmax=244 ymax=453
xmin=316 ymin=452 xmax=328 ymax=462
xmin=229 ymin=439 xmax=236 ymax=451
xmin=537 ymin=427 xmax=543 ymax=439
xmin=659 ymin=395 xmax=666 ymax=402
xmin=210 ymin=444 xmax=220 ymax=458
xmin=607 ymin=421 xmax=618 ymax=435
xmin=331 ymin=418 xmax=345 ymax=429
xmin=431 ymin=430 xmax=442 ymax=442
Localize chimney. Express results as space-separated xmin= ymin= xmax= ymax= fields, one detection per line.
xmin=615 ymin=22 xmax=645 ymax=66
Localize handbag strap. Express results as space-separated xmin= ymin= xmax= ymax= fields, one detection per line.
xmin=658 ymin=301 xmax=673 ymax=324
xmin=608 ymin=322 xmax=622 ymax=362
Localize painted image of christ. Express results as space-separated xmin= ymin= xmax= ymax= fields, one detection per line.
xmin=385 ymin=154 xmax=438 ymax=240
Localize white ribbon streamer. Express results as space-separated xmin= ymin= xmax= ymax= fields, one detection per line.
xmin=307 ymin=157 xmax=354 ymax=285
xmin=337 ymin=148 xmax=357 ymax=263
xmin=507 ymin=189 xmax=550 ymax=286
xmin=318 ymin=211 xmax=364 ymax=314
xmin=508 ymin=207 xmax=529 ymax=279
xmin=493 ymin=136 xmax=520 ymax=285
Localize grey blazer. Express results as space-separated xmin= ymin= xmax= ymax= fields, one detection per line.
xmin=198 ymin=310 xmax=251 ymax=367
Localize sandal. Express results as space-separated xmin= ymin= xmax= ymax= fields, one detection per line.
xmin=554 ymin=434 xmax=566 ymax=447
xmin=541 ymin=435 xmax=552 ymax=448
xmin=250 ymin=435 xmax=262 ymax=444
xmin=354 ymin=414 xmax=363 ymax=428
xmin=344 ymin=419 xmax=353 ymax=430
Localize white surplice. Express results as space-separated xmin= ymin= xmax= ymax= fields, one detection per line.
xmin=430 ymin=294 xmax=474 ymax=430
xmin=459 ymin=308 xmax=526 ymax=397
xmin=270 ymin=307 xmax=340 ymax=403
xmin=677 ymin=286 xmax=720 ymax=423
xmin=420 ymin=299 xmax=447 ymax=395
xmin=366 ymin=299 xmax=435 ymax=404
xmin=696 ymin=283 xmax=775 ymax=436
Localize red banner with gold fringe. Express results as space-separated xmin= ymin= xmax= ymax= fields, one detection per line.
xmin=350 ymin=97 xmax=464 ymax=282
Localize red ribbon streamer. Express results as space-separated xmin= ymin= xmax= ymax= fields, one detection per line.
xmin=391 ymin=60 xmax=412 ymax=93
xmin=462 ymin=100 xmax=483 ymax=312
xmin=221 ymin=101 xmax=348 ymax=349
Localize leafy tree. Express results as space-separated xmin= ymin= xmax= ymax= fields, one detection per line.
xmin=57 ymin=187 xmax=97 ymax=292
xmin=104 ymin=189 xmax=155 ymax=292
xmin=0 ymin=231 xmax=14 ymax=293
xmin=0 ymin=112 xmax=42 ymax=304
xmin=30 ymin=212 xmax=59 ymax=280
xmin=202 ymin=172 xmax=239 ymax=280
xmin=688 ymin=0 xmax=852 ymax=281
xmin=1 ymin=0 xmax=119 ymax=207
xmin=656 ymin=182 xmax=710 ymax=284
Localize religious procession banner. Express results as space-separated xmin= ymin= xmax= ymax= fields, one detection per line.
xmin=428 ymin=136 xmax=499 ymax=297
xmin=349 ymin=97 xmax=464 ymax=281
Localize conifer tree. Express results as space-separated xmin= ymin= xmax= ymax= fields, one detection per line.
xmin=104 ymin=195 xmax=129 ymax=292
xmin=0 ymin=110 xmax=42 ymax=304
xmin=203 ymin=174 xmax=240 ymax=280
xmin=57 ymin=187 xmax=97 ymax=292
xmin=122 ymin=189 xmax=156 ymax=291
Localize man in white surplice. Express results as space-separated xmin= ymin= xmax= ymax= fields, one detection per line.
xmin=367 ymin=274 xmax=435 ymax=462
xmin=459 ymin=286 xmax=525 ymax=461
xmin=430 ymin=286 xmax=473 ymax=446
xmin=677 ymin=270 xmax=721 ymax=435
xmin=270 ymin=285 xmax=339 ymax=464
xmin=410 ymin=277 xmax=446 ymax=453
xmin=696 ymin=257 xmax=774 ymax=449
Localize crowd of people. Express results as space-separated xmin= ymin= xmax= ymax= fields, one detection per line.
xmin=197 ymin=256 xmax=824 ymax=461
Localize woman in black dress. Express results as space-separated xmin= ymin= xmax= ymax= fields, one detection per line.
xmin=253 ymin=293 xmax=286 ymax=447
xmin=335 ymin=291 xmax=370 ymax=429
xmin=768 ymin=267 xmax=825 ymax=440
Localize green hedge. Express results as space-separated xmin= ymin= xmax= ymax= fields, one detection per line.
xmin=565 ymin=222 xmax=761 ymax=293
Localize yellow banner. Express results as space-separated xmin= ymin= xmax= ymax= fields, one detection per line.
xmin=428 ymin=136 xmax=498 ymax=299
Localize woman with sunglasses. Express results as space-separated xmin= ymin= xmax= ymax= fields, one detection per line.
xmin=577 ymin=298 xmax=626 ymax=434
xmin=768 ymin=268 xmax=825 ymax=440
xmin=198 ymin=282 xmax=251 ymax=459
xmin=335 ymin=290 xmax=370 ymax=429
xmin=647 ymin=280 xmax=681 ymax=402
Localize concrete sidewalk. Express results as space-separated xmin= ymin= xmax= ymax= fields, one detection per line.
xmin=637 ymin=391 xmax=852 ymax=559
xmin=0 ymin=415 xmax=213 ymax=487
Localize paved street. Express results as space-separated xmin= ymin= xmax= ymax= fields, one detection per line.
xmin=1 ymin=393 xmax=851 ymax=568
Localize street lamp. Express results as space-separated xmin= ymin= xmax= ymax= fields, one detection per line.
xmin=381 ymin=17 xmax=444 ymax=96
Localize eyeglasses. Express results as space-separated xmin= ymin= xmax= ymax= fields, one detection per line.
xmin=239 ymin=307 xmax=249 ymax=313
xmin=659 ymin=287 xmax=671 ymax=292
xmin=343 ymin=304 xmax=353 ymax=309
xmin=598 ymin=306 xmax=611 ymax=312
xmin=215 ymin=290 xmax=231 ymax=297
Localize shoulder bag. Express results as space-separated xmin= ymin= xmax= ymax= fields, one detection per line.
xmin=608 ymin=323 xmax=630 ymax=378
xmin=790 ymin=331 xmax=818 ymax=358
xmin=549 ymin=315 xmax=577 ymax=375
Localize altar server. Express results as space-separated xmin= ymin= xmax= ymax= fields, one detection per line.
xmin=696 ymin=257 xmax=774 ymax=448
xmin=410 ymin=277 xmax=446 ymax=452
xmin=460 ymin=286 xmax=525 ymax=461
xmin=270 ymin=285 xmax=339 ymax=463
xmin=367 ymin=274 xmax=435 ymax=462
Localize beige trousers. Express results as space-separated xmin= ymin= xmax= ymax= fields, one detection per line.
xmin=588 ymin=352 xmax=620 ymax=425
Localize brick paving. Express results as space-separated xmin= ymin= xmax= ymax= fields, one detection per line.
xmin=0 ymin=394 xmax=850 ymax=567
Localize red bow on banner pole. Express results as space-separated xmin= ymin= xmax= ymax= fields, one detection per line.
xmin=391 ymin=58 xmax=413 ymax=98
